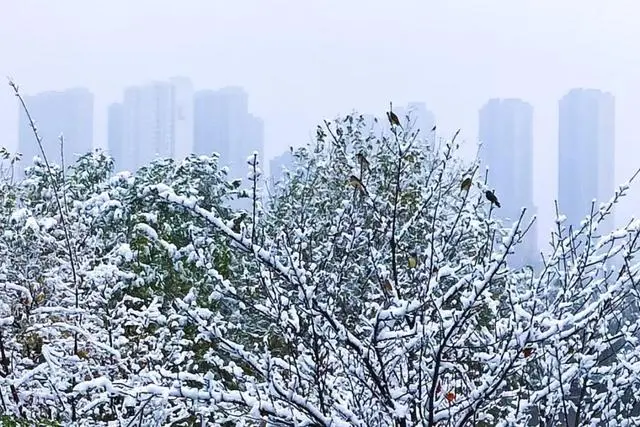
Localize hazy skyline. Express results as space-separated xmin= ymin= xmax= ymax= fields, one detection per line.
xmin=479 ymin=98 xmax=537 ymax=265
xmin=558 ymin=88 xmax=616 ymax=234
xmin=17 ymin=87 xmax=94 ymax=176
xmin=3 ymin=0 xmax=640 ymax=248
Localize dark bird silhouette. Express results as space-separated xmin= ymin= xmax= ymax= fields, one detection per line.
xmin=356 ymin=152 xmax=370 ymax=170
xmin=485 ymin=190 xmax=501 ymax=208
xmin=382 ymin=278 xmax=394 ymax=295
xmin=348 ymin=175 xmax=367 ymax=194
xmin=387 ymin=110 xmax=401 ymax=127
xmin=461 ymin=177 xmax=472 ymax=192
xmin=231 ymin=212 xmax=248 ymax=233
xmin=431 ymin=125 xmax=437 ymax=132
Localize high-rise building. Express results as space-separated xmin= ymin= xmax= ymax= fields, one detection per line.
xmin=479 ymin=98 xmax=537 ymax=266
xmin=171 ymin=77 xmax=194 ymax=161
xmin=107 ymin=102 xmax=124 ymax=170
xmin=558 ymin=88 xmax=615 ymax=234
xmin=118 ymin=85 xmax=146 ymax=173
xmin=193 ymin=90 xmax=224 ymax=158
xmin=237 ymin=114 xmax=264 ymax=176
xmin=192 ymin=86 xmax=265 ymax=211
xmin=394 ymin=102 xmax=436 ymax=142
xmin=18 ymin=87 xmax=94 ymax=174
xmin=193 ymin=86 xmax=264 ymax=179
xmin=214 ymin=86 xmax=250 ymax=178
xmin=269 ymin=149 xmax=295 ymax=188
xmin=112 ymin=77 xmax=194 ymax=172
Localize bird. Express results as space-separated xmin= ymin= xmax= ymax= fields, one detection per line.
xmin=348 ymin=175 xmax=367 ymax=194
xmin=231 ymin=212 xmax=248 ymax=233
xmin=356 ymin=152 xmax=370 ymax=170
xmin=382 ymin=278 xmax=394 ymax=295
xmin=460 ymin=177 xmax=472 ymax=192
xmin=387 ymin=110 xmax=401 ymax=127
xmin=408 ymin=252 xmax=418 ymax=269
xmin=485 ymin=190 xmax=501 ymax=208
xmin=522 ymin=347 xmax=534 ymax=358
xmin=431 ymin=125 xmax=437 ymax=132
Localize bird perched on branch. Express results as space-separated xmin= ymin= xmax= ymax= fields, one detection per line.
xmin=387 ymin=110 xmax=401 ymax=127
xmin=522 ymin=347 xmax=534 ymax=358
xmin=485 ymin=190 xmax=501 ymax=208
xmin=230 ymin=212 xmax=248 ymax=233
xmin=460 ymin=177 xmax=472 ymax=192
xmin=356 ymin=152 xmax=370 ymax=171
xmin=408 ymin=252 xmax=418 ymax=269
xmin=348 ymin=175 xmax=367 ymax=195
xmin=382 ymin=278 xmax=395 ymax=297
xmin=229 ymin=179 xmax=242 ymax=190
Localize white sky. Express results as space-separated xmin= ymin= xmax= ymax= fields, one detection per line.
xmin=2 ymin=0 xmax=639 ymax=247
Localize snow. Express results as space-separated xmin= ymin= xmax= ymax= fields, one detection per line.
xmin=38 ymin=217 xmax=57 ymax=230
xmin=116 ymin=243 xmax=134 ymax=261
xmin=0 ymin=120 xmax=638 ymax=426
xmin=74 ymin=376 xmax=116 ymax=394
xmin=134 ymin=223 xmax=158 ymax=240
xmin=9 ymin=207 xmax=29 ymax=222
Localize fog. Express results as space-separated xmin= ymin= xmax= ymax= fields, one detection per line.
xmin=2 ymin=0 xmax=639 ymax=249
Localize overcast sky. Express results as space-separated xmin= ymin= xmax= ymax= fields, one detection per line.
xmin=2 ymin=0 xmax=639 ymax=246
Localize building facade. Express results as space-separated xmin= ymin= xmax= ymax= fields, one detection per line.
xmin=107 ymin=102 xmax=124 ymax=170
xmin=479 ymin=98 xmax=537 ymax=266
xmin=193 ymin=86 xmax=264 ymax=179
xmin=110 ymin=77 xmax=194 ymax=173
xmin=394 ymin=102 xmax=436 ymax=140
xmin=18 ymin=87 xmax=94 ymax=174
xmin=269 ymin=149 xmax=295 ymax=188
xmin=558 ymin=88 xmax=615 ymax=235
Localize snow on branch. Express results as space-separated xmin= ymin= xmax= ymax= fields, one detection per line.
xmin=1 ymin=108 xmax=639 ymax=425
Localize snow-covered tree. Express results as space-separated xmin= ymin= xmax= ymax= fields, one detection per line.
xmin=128 ymin=112 xmax=640 ymax=426
xmin=3 ymin=83 xmax=640 ymax=426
